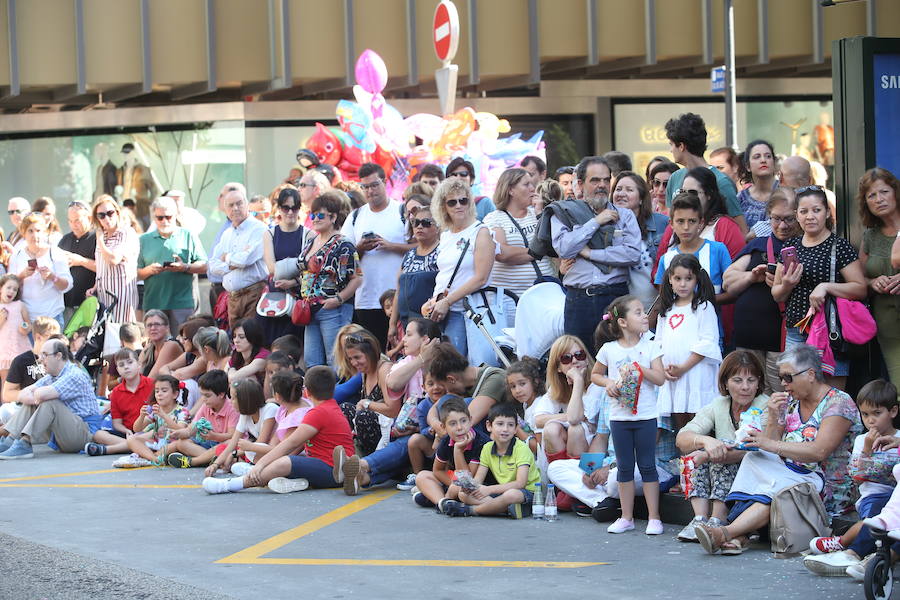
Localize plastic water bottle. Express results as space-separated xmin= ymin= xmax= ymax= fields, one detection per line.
xmin=531 ymin=482 xmax=545 ymax=520
xmin=544 ymin=483 xmax=559 ymax=522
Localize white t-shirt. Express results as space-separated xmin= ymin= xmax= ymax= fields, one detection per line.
xmin=595 ymin=333 xmax=663 ymax=421
xmin=852 ymin=431 xmax=900 ymax=501
xmin=531 ymin=393 xmax=565 ymax=433
xmin=341 ymin=201 xmax=407 ymax=309
xmin=482 ymin=207 xmax=553 ymax=295
xmin=8 ymin=246 xmax=72 ymax=319
xmin=236 ymin=402 xmax=278 ymax=461
xmin=432 ymin=221 xmax=496 ymax=312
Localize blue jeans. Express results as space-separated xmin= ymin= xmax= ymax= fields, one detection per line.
xmin=785 ymin=327 xmax=849 ymax=376
xmin=365 ymin=436 xmax=411 ymax=486
xmin=849 ymin=492 xmax=892 ymax=557
xmin=564 ymin=283 xmax=629 ymax=354
xmin=441 ymin=310 xmax=468 ymax=357
xmin=304 ymin=303 xmax=353 ymax=368
xmin=610 ymin=419 xmax=658 ymax=483
xmin=287 ymin=455 xmax=340 ymax=488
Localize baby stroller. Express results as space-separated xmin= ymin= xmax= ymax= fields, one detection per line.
xmin=862 ymin=521 xmax=898 ymax=600
xmin=462 ymin=286 xmax=519 ymax=368
xmin=72 ymin=291 xmax=118 ymax=383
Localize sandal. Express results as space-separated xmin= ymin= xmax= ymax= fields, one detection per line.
xmin=695 ymin=524 xmax=729 ymax=555
xmin=721 ymin=536 xmax=749 ymax=555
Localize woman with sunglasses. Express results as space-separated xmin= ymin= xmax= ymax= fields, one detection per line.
xmin=695 ymin=344 xmax=861 ymax=555
xmin=138 ymin=309 xmax=182 ymax=378
xmin=421 ymin=178 xmax=496 ymax=363
xmin=297 ymin=191 xmax=361 ymax=368
xmin=88 ymin=195 xmax=139 ymax=324
xmin=387 ymin=206 xmax=440 ymax=347
xmin=648 ymin=160 xmax=678 ymax=216
xmin=772 ymin=186 xmax=866 ymax=389
xmin=339 ymin=329 xmax=394 ymax=456
xmin=7 ymin=212 xmax=71 ymax=326
xmin=262 ymin=186 xmax=309 ymax=345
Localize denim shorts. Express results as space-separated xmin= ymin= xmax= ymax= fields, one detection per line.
xmin=490 ymin=489 xmax=534 ymax=504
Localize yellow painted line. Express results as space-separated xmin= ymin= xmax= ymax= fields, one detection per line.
xmin=0 ymin=483 xmax=199 ymax=489
xmin=217 ymin=488 xmax=605 ymax=569
xmin=217 ymin=489 xmax=398 ymax=564
xmin=240 ymin=558 xmax=606 ymax=568
xmin=0 ymin=466 xmax=153 ymax=483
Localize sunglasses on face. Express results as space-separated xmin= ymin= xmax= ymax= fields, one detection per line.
xmin=676 ymin=189 xmax=700 ymax=196
xmin=279 ymin=204 xmax=300 ymax=212
xmin=560 ymin=350 xmax=587 ymax=365
xmin=310 ymin=212 xmax=329 ymax=221
xmin=449 ymin=171 xmax=470 ymax=178
xmin=652 ymin=179 xmax=669 ymax=188
xmin=445 ymin=197 xmax=470 ymax=208
xmin=413 ymin=218 xmax=435 ymax=228
xmin=7 ymin=209 xmax=23 ymax=215
xmin=297 ymin=182 xmax=315 ymax=189
xmin=155 ymin=214 xmax=174 ymax=221
xmin=96 ymin=210 xmax=117 ymax=220
xmin=778 ymin=369 xmax=808 ymax=383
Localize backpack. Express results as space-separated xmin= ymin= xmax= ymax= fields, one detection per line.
xmin=214 ymin=291 xmax=230 ymax=331
xmin=769 ymin=482 xmax=830 ymax=557
xmin=529 ymin=200 xmax=618 ymax=271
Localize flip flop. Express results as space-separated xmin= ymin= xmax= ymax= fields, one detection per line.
xmin=695 ymin=524 xmax=728 ymax=555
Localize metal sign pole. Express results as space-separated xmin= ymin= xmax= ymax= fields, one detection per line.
xmin=724 ymin=0 xmax=738 ymax=149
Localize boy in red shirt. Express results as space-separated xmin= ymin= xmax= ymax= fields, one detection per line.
xmin=203 ymin=365 xmax=354 ymax=494
xmin=85 ymin=348 xmax=154 ymax=456
xmin=167 ymin=370 xmax=238 ymax=468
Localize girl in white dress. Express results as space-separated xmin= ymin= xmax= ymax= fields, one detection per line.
xmin=656 ymin=254 xmax=722 ymax=430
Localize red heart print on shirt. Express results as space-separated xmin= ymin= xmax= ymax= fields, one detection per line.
xmin=668 ymin=313 xmax=684 ymax=329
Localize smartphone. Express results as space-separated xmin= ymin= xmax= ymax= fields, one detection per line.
xmin=767 ymin=263 xmax=777 ymax=274
xmin=162 ymin=261 xmax=173 ymax=267
xmin=362 ymin=232 xmax=378 ymax=239
xmin=780 ymin=246 xmax=798 ymax=270
xmin=27 ymin=259 xmax=37 ymax=269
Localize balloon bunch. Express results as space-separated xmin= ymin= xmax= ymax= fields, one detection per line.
xmin=304 ymin=49 xmax=546 ymax=199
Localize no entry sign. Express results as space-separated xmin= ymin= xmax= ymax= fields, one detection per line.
xmin=433 ymin=1 xmax=459 ymax=64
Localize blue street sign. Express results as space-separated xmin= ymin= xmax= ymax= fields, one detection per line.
xmin=711 ymin=66 xmax=725 ymax=93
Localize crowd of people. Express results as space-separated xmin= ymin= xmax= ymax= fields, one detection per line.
xmin=1 ymin=111 xmax=900 ymax=583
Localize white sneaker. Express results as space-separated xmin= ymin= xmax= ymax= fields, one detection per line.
xmin=230 ymin=462 xmax=253 ymax=477
xmin=846 ymin=553 xmax=877 ymax=582
xmin=645 ymin=519 xmax=664 ymax=535
xmin=396 ymin=473 xmax=418 ymax=491
xmin=677 ymin=517 xmax=706 ymax=542
xmin=268 ymin=477 xmax=310 ymax=494
xmin=803 ymin=550 xmax=859 ymax=576
xmin=113 ymin=453 xmax=152 ymax=469
xmin=202 ymin=477 xmax=232 ymax=495
xmin=607 ymin=518 xmax=635 ymax=534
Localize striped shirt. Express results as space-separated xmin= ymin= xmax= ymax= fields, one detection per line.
xmin=482 ymin=207 xmax=553 ymax=295
xmin=95 ymin=226 xmax=140 ymax=323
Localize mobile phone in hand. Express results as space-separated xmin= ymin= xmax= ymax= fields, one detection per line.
xmin=780 ymin=246 xmax=798 ymax=270
xmin=27 ymin=259 xmax=37 ymax=268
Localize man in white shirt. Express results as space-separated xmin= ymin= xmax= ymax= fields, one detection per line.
xmin=207 ymin=183 xmax=268 ymax=327
xmin=341 ymin=163 xmax=413 ymax=347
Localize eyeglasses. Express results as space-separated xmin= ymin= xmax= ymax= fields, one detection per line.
xmin=96 ymin=210 xmax=117 ymax=220
xmin=445 ymin=197 xmax=470 ymax=208
xmin=155 ymin=215 xmax=174 ymax=221
xmin=310 ymin=212 xmax=329 ymax=220
xmin=145 ymin=322 xmax=167 ymax=328
xmin=770 ymin=215 xmax=797 ymax=225
xmin=297 ymin=182 xmax=315 ymax=189
xmin=449 ymin=171 xmax=470 ymax=179
xmin=675 ymin=189 xmax=700 ymax=196
xmin=652 ymin=179 xmax=669 ymax=189
xmin=413 ymin=218 xmax=435 ymax=228
xmin=279 ymin=204 xmax=300 ymax=212
xmin=560 ymin=350 xmax=587 ymax=365
xmin=7 ymin=209 xmax=23 ymax=215
xmin=795 ymin=185 xmax=826 ymax=196
xmin=360 ymin=181 xmax=383 ymax=191
xmin=778 ymin=368 xmax=809 ymax=383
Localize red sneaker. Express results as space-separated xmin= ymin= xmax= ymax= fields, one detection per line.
xmin=808 ymin=536 xmax=844 ymax=554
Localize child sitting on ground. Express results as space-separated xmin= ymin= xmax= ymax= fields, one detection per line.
xmin=270 ymin=371 xmax=312 ymax=442
xmin=86 ymin=348 xmax=154 ymax=456
xmin=506 ymin=357 xmax=545 ymax=455
xmin=413 ymin=395 xmax=490 ymax=510
xmin=204 ymin=378 xmax=278 ymax=478
xmin=441 ymin=402 xmax=541 ymax=519
xmin=263 ymin=351 xmax=295 ymax=399
xmin=405 ymin=373 xmax=447 ymax=486
xmin=166 ymin=370 xmax=239 ymax=468
xmin=115 ymin=375 xmax=191 ymax=468
xmin=202 ymin=365 xmax=354 ymax=494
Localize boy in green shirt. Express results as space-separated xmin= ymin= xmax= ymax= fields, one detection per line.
xmin=442 ymin=403 xmax=540 ymax=519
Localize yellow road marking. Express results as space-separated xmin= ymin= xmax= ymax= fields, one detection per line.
xmin=217 ymin=489 xmax=605 ymax=569
xmin=0 ymin=466 xmax=153 ymax=483
xmin=0 ymin=483 xmax=199 ymax=489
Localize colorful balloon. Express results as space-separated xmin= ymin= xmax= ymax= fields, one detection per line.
xmin=306 ymin=123 xmax=342 ymax=165
xmin=354 ymin=49 xmax=388 ymax=94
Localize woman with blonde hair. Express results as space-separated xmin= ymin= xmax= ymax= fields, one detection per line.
xmin=88 ymin=195 xmax=139 ymax=323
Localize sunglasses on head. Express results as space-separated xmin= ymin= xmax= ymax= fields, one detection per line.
xmin=345 ymin=333 xmax=372 ymax=345
xmin=560 ymin=350 xmax=587 ymax=365
xmin=795 ymin=185 xmax=826 ymax=198
xmin=413 ymin=218 xmax=435 ymax=228
xmin=778 ymin=368 xmax=809 ymax=383
xmin=446 ymin=197 xmax=470 ymax=208
xmin=67 ymin=201 xmax=89 ymax=209
xmin=310 ymin=212 xmax=329 ymax=220
xmin=96 ymin=210 xmax=117 ymax=219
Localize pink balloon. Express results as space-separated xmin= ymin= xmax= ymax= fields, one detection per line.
xmin=355 ymin=49 xmax=388 ymax=94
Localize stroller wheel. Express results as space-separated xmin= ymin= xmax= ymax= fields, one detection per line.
xmin=865 ymin=552 xmax=893 ymax=600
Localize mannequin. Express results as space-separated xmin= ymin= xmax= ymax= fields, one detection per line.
xmin=117 ymin=142 xmax=159 ymax=228
xmin=94 ymin=142 xmax=118 ymax=199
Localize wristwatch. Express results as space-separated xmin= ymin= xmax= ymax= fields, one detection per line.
xmin=363 ymin=400 xmax=371 ymax=410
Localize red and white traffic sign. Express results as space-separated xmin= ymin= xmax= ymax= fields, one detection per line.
xmin=433 ymin=1 xmax=459 ymax=64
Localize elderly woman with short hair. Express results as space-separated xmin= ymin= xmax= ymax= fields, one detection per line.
xmin=694 ymin=344 xmax=861 ymax=555
xmin=421 ymin=177 xmax=497 ymax=363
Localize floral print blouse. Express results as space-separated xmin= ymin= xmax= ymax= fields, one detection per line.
xmin=298 ymin=234 xmax=359 ymax=301
xmin=782 ymin=387 xmax=862 ymax=515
